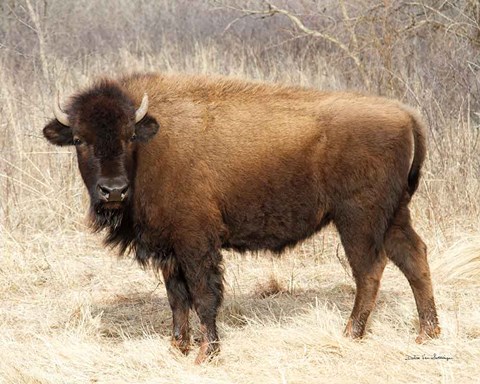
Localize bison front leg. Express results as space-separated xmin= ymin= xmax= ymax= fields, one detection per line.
xmin=180 ymin=250 xmax=224 ymax=364
xmin=161 ymin=260 xmax=192 ymax=355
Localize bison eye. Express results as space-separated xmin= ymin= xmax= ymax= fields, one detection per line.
xmin=130 ymin=133 xmax=137 ymax=142
xmin=73 ymin=137 xmax=82 ymax=146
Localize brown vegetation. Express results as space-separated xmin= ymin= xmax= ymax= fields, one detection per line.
xmin=1 ymin=0 xmax=479 ymax=383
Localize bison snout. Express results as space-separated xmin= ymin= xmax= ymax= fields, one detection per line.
xmin=97 ymin=179 xmax=129 ymax=202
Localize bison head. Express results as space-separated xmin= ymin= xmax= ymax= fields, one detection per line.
xmin=43 ymin=81 xmax=159 ymax=228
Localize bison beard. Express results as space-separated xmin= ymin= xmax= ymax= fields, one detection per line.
xmin=91 ymin=205 xmax=125 ymax=231
xmin=43 ymin=73 xmax=441 ymax=364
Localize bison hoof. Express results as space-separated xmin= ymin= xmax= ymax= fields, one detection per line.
xmin=343 ymin=319 xmax=365 ymax=340
xmin=171 ymin=337 xmax=191 ymax=355
xmin=415 ymin=325 xmax=441 ymax=344
xmin=194 ymin=342 xmax=220 ymax=365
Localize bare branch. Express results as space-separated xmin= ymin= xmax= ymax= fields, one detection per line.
xmin=220 ymin=1 xmax=371 ymax=88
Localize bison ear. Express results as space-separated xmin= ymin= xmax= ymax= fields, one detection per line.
xmin=135 ymin=115 xmax=159 ymax=142
xmin=43 ymin=119 xmax=74 ymax=146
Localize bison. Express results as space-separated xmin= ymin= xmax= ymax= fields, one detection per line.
xmin=43 ymin=73 xmax=440 ymax=363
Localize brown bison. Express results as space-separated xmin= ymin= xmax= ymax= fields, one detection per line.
xmin=43 ymin=73 xmax=440 ymax=363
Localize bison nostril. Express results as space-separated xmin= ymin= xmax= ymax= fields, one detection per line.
xmin=98 ymin=185 xmax=111 ymax=197
xmin=97 ymin=181 xmax=129 ymax=202
xmin=120 ymin=185 xmax=129 ymax=201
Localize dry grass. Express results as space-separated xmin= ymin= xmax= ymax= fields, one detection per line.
xmin=2 ymin=230 xmax=480 ymax=383
xmin=1 ymin=1 xmax=480 ymax=383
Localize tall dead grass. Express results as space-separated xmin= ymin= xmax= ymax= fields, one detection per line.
xmin=1 ymin=1 xmax=479 ymax=383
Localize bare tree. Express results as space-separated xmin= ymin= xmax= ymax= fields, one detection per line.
xmin=214 ymin=0 xmax=480 ymax=97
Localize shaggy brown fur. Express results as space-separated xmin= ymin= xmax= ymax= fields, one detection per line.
xmin=43 ymin=73 xmax=440 ymax=363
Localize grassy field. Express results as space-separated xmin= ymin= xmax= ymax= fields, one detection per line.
xmin=1 ymin=1 xmax=480 ymax=383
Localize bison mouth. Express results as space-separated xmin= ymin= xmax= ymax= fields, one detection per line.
xmin=98 ymin=201 xmax=124 ymax=210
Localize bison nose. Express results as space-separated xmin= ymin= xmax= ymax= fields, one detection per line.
xmin=97 ymin=179 xmax=129 ymax=202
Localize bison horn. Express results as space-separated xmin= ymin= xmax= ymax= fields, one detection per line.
xmin=53 ymin=93 xmax=70 ymax=126
xmin=135 ymin=93 xmax=148 ymax=123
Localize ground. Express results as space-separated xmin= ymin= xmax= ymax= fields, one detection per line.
xmin=1 ymin=222 xmax=479 ymax=383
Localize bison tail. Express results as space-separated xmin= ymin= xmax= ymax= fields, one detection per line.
xmin=406 ymin=107 xmax=427 ymax=197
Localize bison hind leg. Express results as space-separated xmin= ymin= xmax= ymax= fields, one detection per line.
xmin=342 ymin=242 xmax=388 ymax=339
xmin=335 ymin=209 xmax=389 ymax=340
xmin=383 ymin=203 xmax=440 ymax=342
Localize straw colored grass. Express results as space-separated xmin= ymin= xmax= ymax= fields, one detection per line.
xmin=1 ymin=1 xmax=479 ymax=382
xmin=1 ymin=228 xmax=480 ymax=383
